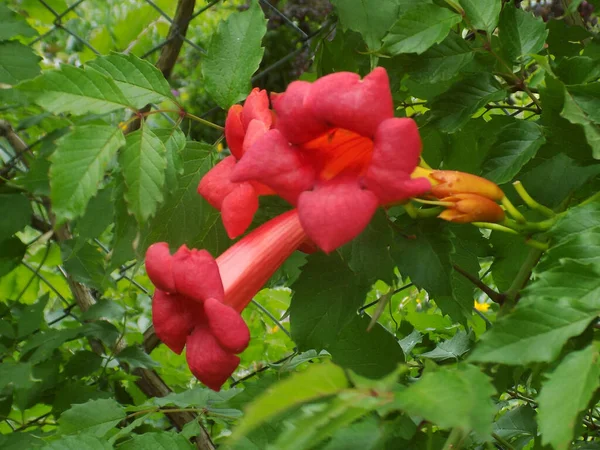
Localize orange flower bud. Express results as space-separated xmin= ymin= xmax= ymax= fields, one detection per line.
xmin=430 ymin=171 xmax=504 ymax=201
xmin=438 ymin=193 xmax=505 ymax=224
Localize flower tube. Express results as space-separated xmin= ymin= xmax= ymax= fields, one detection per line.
xmin=199 ymin=67 xmax=432 ymax=253
xmin=145 ymin=210 xmax=307 ymax=390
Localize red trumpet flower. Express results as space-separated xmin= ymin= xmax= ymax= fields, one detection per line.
xmin=199 ymin=67 xmax=431 ymax=252
xmin=145 ymin=210 xmax=307 ymax=391
xmin=198 ymin=88 xmax=274 ymax=239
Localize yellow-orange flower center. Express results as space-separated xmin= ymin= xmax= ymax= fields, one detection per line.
xmin=301 ymin=128 xmax=374 ymax=180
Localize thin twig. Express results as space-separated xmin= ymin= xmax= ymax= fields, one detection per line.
xmin=453 ymin=264 xmax=504 ymax=304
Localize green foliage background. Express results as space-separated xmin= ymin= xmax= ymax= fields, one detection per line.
xmin=1 ymin=0 xmax=600 ymax=449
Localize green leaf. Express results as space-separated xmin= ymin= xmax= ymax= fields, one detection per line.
xmin=538 ymin=345 xmax=600 ymax=450
xmin=322 ymin=418 xmax=387 ymax=450
xmin=0 ymin=193 xmax=32 ymax=241
xmin=482 ymin=120 xmax=546 ymax=184
xmin=290 ymin=253 xmax=403 ymax=377
xmin=0 ymin=41 xmax=41 ymax=85
xmin=551 ymin=199 xmax=600 ymax=242
xmin=382 ymin=4 xmax=462 ymax=55
xmin=561 ymin=83 xmax=600 ymax=159
xmin=153 ymin=127 xmax=186 ymax=193
xmin=493 ymin=405 xmax=537 ymax=442
xmin=459 ymin=0 xmax=501 ymax=34
xmin=498 ymin=5 xmax=547 ymax=61
xmin=555 ymin=56 xmax=600 ymax=85
xmin=0 ymin=4 xmax=38 ymax=40
xmin=86 ymin=53 xmax=174 ymax=109
xmin=394 ymin=364 xmax=496 ymax=437
xmin=229 ymin=362 xmax=348 ymax=442
xmin=50 ymin=125 xmax=125 ymax=223
xmin=110 ymin=178 xmax=138 ymax=268
xmin=20 ymin=328 xmax=82 ymax=364
xmin=470 ymin=260 xmax=600 ymax=365
xmin=331 ymin=0 xmax=420 ymax=50
xmin=0 ymin=432 xmax=43 ymax=450
xmin=420 ymin=330 xmax=472 ymax=361
xmin=202 ymin=0 xmax=267 ymax=109
xmin=119 ymin=126 xmax=167 ymax=224
xmin=19 ymin=64 xmax=134 ymax=115
xmin=58 ymin=398 xmax=126 ymax=437
xmin=41 ymin=434 xmax=112 ymax=450
xmin=119 ymin=432 xmax=194 ymax=450
xmin=537 ymin=226 xmax=600 ymax=273
xmin=61 ymin=241 xmax=111 ymax=291
xmin=339 ymin=210 xmax=396 ymax=284
xmin=75 ymin=184 xmax=115 ymax=242
xmin=117 ymin=346 xmax=159 ymax=369
xmin=140 ymin=142 xmax=229 ymax=256
xmin=80 ymin=299 xmax=125 ymax=322
xmin=63 ymin=350 xmax=103 ymax=379
xmin=0 ymin=362 xmax=35 ymax=390
xmin=16 ymin=294 xmax=49 ymax=339
xmin=490 ymin=231 xmax=530 ymax=292
xmin=401 ymin=32 xmax=475 ymax=84
xmin=430 ymin=73 xmax=507 ymax=133
xmin=0 ymin=237 xmax=26 ymax=278
xmin=13 ymin=157 xmax=51 ymax=196
xmin=150 ymin=386 xmax=240 ymax=408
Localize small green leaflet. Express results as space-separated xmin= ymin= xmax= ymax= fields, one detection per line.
xmin=561 ymin=82 xmax=600 ymax=159
xmin=0 ymin=4 xmax=38 ymax=40
xmin=19 ymin=64 xmax=135 ymax=115
xmin=482 ymin=120 xmax=546 ymax=184
xmin=498 ymin=5 xmax=547 ymax=62
xmin=459 ymin=0 xmax=501 ymax=34
xmin=382 ymin=4 xmax=462 ymax=56
xmin=202 ymin=0 xmax=267 ymax=109
xmin=0 ymin=193 xmax=32 ymax=240
xmin=119 ymin=126 xmax=167 ymax=225
xmin=0 ymin=41 xmax=41 ymax=85
xmin=50 ymin=125 xmax=125 ymax=223
xmin=538 ymin=345 xmax=600 ymax=450
xmin=118 ymin=432 xmax=194 ymax=450
xmin=87 ymin=53 xmax=174 ymax=109
xmin=58 ymin=398 xmax=126 ymax=437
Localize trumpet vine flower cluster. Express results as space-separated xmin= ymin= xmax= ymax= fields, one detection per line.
xmin=147 ymin=67 xmax=509 ymax=391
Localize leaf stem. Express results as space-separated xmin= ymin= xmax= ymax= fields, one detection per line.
xmin=453 ymin=264 xmax=504 ymax=304
xmin=185 ymin=112 xmax=224 ymax=131
xmin=512 ymin=181 xmax=555 ymax=217
xmin=492 ymin=432 xmax=516 ymax=450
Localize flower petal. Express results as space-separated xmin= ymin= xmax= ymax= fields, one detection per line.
xmin=272 ymin=80 xmax=330 ymax=144
xmin=152 ymin=290 xmax=196 ymax=354
xmin=242 ymin=119 xmax=270 ymax=155
xmin=204 ymin=297 xmax=250 ymax=353
xmin=364 ymin=118 xmax=431 ymax=204
xmin=172 ymin=246 xmax=225 ymax=303
xmin=186 ymin=326 xmax=240 ymax=391
xmin=197 ymin=156 xmax=238 ymax=210
xmin=306 ymin=67 xmax=393 ymax=138
xmin=221 ymin=183 xmax=259 ymax=239
xmin=232 ymin=129 xmax=316 ymax=204
xmin=145 ymin=243 xmax=175 ymax=293
xmin=297 ymin=177 xmax=378 ymax=252
xmin=225 ymin=105 xmax=245 ymax=159
xmin=241 ymin=88 xmax=272 ymax=130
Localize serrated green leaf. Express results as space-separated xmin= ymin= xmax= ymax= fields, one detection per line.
xmin=61 ymin=241 xmax=111 ymax=291
xmin=430 ymin=73 xmax=507 ymax=133
xmin=16 ymin=294 xmax=48 ymax=339
xmin=140 ymin=142 xmax=229 ymax=255
xmin=0 ymin=362 xmax=35 ymax=390
xmin=498 ymin=5 xmax=547 ymax=61
xmin=490 ymin=231 xmax=530 ymax=292
xmin=401 ymin=32 xmax=475 ymax=84
xmin=20 ymin=328 xmax=82 ymax=364
xmin=86 ymin=53 xmax=173 ymax=109
xmin=331 ymin=0 xmax=420 ymax=50
xmin=493 ymin=405 xmax=537 ymax=442
xmin=551 ymin=199 xmax=600 ymax=242
xmin=229 ymin=362 xmax=348 ymax=442
xmin=0 ymin=4 xmax=38 ymax=40
xmin=119 ymin=432 xmax=194 ymax=450
xmin=290 ymin=253 xmax=403 ymax=377
xmin=482 ymin=120 xmax=545 ymax=184
xmin=119 ymin=126 xmax=167 ymax=224
xmin=80 ymin=299 xmax=125 ymax=322
xmin=322 ymin=417 xmax=386 ymax=450
xmin=555 ymin=56 xmax=600 ymax=85
xmin=561 ymin=83 xmax=600 ymax=159
xmin=394 ymin=365 xmax=496 ymax=437
xmin=470 ymin=260 xmax=600 ymax=365
xmin=110 ymin=177 xmax=138 ymax=269
xmin=459 ymin=0 xmax=501 ymax=34
xmin=0 ymin=41 xmax=41 ymax=85
xmin=151 ymin=386 xmax=240 ymax=408
xmin=117 ymin=345 xmax=159 ymax=369
xmin=538 ymin=226 xmax=600 ymax=273
xmin=0 ymin=237 xmax=26 ymax=278
xmin=63 ymin=350 xmax=104 ymax=379
xmin=75 ymin=184 xmax=115 ymax=242
xmin=154 ymin=127 xmax=186 ymax=193
xmin=202 ymin=1 xmax=267 ymax=109
xmin=0 ymin=193 xmax=32 ymax=241
xmin=59 ymin=398 xmax=126 ymax=437
xmin=50 ymin=125 xmax=125 ymax=223
xmin=382 ymin=4 xmax=462 ymax=55
xmin=420 ymin=330 xmax=472 ymax=361
xmin=0 ymin=432 xmax=43 ymax=450
xmin=13 ymin=157 xmax=50 ymax=196
xmin=538 ymin=345 xmax=600 ymax=450
xmin=19 ymin=64 xmax=134 ymax=114
xmin=41 ymin=433 xmax=112 ymax=450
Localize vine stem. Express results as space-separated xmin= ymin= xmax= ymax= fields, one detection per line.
xmin=441 ymin=428 xmax=465 ymax=450
xmin=453 ymin=264 xmax=504 ymax=304
xmin=501 ymin=247 xmax=545 ymax=314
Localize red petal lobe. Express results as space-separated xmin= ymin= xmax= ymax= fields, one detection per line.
xmin=152 ymin=290 xmax=195 ymax=354
xmin=221 ymin=183 xmax=259 ymax=239
xmin=145 ymin=243 xmax=175 ymax=292
xmin=197 ymin=156 xmax=238 ymax=210
xmin=204 ymin=297 xmax=250 ymax=353
xmin=172 ymin=246 xmax=225 ymax=303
